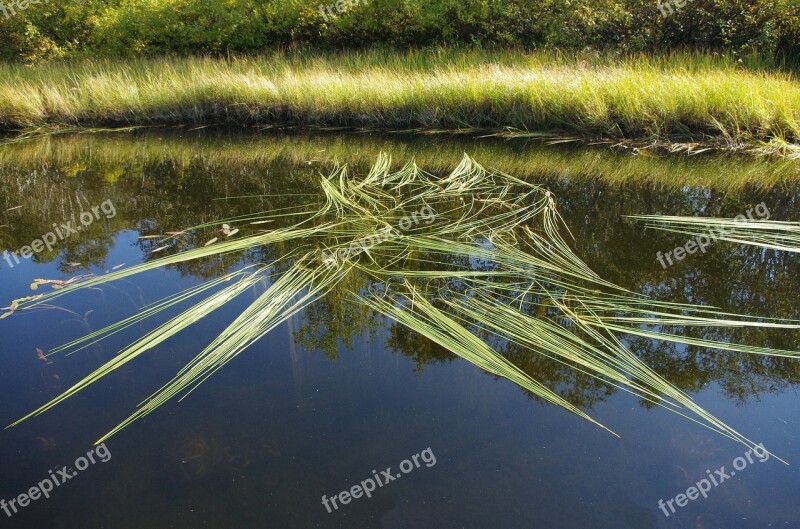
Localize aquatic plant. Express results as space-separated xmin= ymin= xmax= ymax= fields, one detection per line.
xmin=632 ymin=214 xmax=800 ymax=254
xmin=4 ymin=155 xmax=798 ymax=458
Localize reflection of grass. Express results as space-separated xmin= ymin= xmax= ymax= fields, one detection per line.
xmin=2 ymin=129 xmax=800 ymax=190
xmin=4 ymin=155 xmax=798 ymax=459
xmin=1 ymin=50 xmax=799 ymax=149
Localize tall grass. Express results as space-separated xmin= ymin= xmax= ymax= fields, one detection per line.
xmin=1 ymin=50 xmax=799 ymax=147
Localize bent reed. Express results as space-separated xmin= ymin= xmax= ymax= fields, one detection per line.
xmin=3 ymin=155 xmax=799 ymax=459
xmin=0 ymin=49 xmax=799 ymax=149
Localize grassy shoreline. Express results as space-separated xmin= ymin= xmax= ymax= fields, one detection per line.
xmin=1 ymin=50 xmax=799 ymax=150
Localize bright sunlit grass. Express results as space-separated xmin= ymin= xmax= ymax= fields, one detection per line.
xmin=0 ymin=49 xmax=798 ymax=147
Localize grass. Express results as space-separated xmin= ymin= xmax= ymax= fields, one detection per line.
xmin=1 ymin=49 xmax=799 ymax=150
xmin=2 ymin=154 xmax=798 ymax=460
xmin=633 ymin=215 xmax=800 ymax=253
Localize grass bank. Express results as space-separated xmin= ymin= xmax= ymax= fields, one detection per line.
xmin=1 ymin=50 xmax=799 ymax=150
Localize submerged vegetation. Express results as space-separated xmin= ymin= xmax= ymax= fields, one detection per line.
xmin=1 ymin=50 xmax=799 ymax=150
xmin=3 ymin=155 xmax=799 ymax=457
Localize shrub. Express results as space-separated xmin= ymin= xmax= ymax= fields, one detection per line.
xmin=0 ymin=0 xmax=796 ymax=63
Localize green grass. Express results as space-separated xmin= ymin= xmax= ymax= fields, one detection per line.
xmin=1 ymin=49 xmax=799 ymax=149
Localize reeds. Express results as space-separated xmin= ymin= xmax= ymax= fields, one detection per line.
xmin=633 ymin=215 xmax=800 ymax=254
xmin=4 ymin=155 xmax=797 ymax=458
xmin=1 ymin=50 xmax=799 ymax=147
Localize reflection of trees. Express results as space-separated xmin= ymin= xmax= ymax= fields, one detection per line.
xmin=544 ymin=178 xmax=800 ymax=405
xmin=2 ymin=140 xmax=800 ymax=411
xmin=0 ymin=156 xmax=326 ymax=278
xmin=501 ymin=341 xmax=615 ymax=410
xmin=387 ymin=322 xmax=457 ymax=373
xmin=0 ymin=166 xmax=124 ymax=271
xmin=293 ymin=271 xmax=383 ymax=359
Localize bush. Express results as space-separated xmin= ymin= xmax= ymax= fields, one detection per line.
xmin=0 ymin=0 xmax=107 ymax=61
xmin=90 ymin=0 xmax=270 ymax=55
xmin=0 ymin=0 xmax=796 ymax=63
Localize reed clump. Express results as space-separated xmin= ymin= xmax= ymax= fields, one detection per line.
xmin=0 ymin=50 xmax=798 ymax=148
xmin=2 ymin=155 xmax=797 ymax=460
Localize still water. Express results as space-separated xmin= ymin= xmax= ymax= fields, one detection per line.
xmin=0 ymin=130 xmax=799 ymax=529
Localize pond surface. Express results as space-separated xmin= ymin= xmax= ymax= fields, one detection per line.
xmin=0 ymin=130 xmax=799 ymax=529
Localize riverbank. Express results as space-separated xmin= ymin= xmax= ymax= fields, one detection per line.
xmin=1 ymin=50 xmax=799 ymax=152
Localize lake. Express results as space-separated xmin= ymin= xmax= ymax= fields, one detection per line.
xmin=0 ymin=129 xmax=798 ymax=529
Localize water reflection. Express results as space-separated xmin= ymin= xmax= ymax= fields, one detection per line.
xmin=1 ymin=130 xmax=799 ymax=529
xmin=2 ymin=131 xmax=798 ymax=411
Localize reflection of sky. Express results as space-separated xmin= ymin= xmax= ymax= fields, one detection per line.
xmin=0 ymin=229 xmax=796 ymax=529
xmin=0 ymin=169 xmax=798 ymax=529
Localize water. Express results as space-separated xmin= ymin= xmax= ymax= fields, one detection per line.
xmin=0 ymin=130 xmax=799 ymax=529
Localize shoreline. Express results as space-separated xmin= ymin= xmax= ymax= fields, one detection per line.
xmin=3 ymin=124 xmax=799 ymax=160
xmin=2 ymin=127 xmax=799 ymax=191
xmin=1 ymin=51 xmax=798 ymax=154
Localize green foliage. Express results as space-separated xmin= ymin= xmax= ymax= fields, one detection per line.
xmin=90 ymin=0 xmax=270 ymax=55
xmin=659 ymin=0 xmax=777 ymax=53
xmin=0 ymin=0 xmax=109 ymax=61
xmin=0 ymin=0 xmax=798 ymax=62
xmin=5 ymin=155 xmax=798 ymax=455
xmin=775 ymin=0 xmax=800 ymax=63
